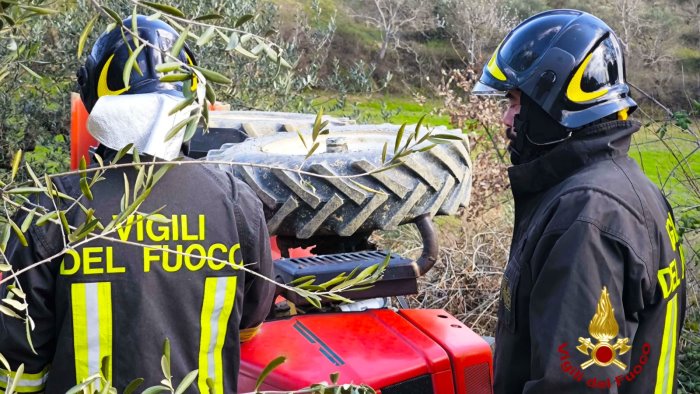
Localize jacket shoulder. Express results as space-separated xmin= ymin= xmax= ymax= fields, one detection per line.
xmin=542 ymin=156 xmax=669 ymax=271
xmin=552 ymin=156 xmax=663 ymax=229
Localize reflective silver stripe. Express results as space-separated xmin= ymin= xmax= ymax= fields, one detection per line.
xmin=85 ymin=282 xmax=101 ymax=378
xmin=0 ymin=368 xmax=49 ymax=392
xmin=207 ymin=277 xmax=228 ymax=378
xmin=198 ymin=276 xmax=237 ymax=393
xmin=207 ymin=278 xmax=226 ymax=376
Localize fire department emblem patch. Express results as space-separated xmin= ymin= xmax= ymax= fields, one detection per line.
xmin=576 ymin=287 xmax=631 ymax=370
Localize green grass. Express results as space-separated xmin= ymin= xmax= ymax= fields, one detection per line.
xmin=312 ymin=93 xmax=453 ymax=128
xmin=335 ymin=17 xmax=382 ymax=47
xmin=629 ymin=126 xmax=700 ymax=211
xmin=278 ymin=0 xmax=382 ymax=47
xmin=418 ymin=39 xmax=461 ymax=59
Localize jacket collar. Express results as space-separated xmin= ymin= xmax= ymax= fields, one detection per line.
xmin=508 ymin=120 xmax=641 ymax=196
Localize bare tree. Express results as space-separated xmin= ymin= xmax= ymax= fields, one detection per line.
xmin=596 ymin=0 xmax=681 ymax=97
xmin=351 ymin=0 xmax=434 ymax=66
xmin=604 ymin=0 xmax=644 ymax=52
xmin=440 ymin=0 xmax=517 ymax=65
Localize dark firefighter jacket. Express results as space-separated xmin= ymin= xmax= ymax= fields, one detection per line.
xmin=493 ymin=120 xmax=687 ymax=394
xmin=0 ymin=155 xmax=275 ymax=393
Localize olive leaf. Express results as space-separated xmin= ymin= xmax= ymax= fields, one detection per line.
xmin=2 ymin=298 xmax=27 ymax=311
xmin=10 ymin=149 xmax=21 ymax=181
xmin=183 ymin=117 xmax=199 ymax=142
xmin=122 ymin=43 xmax=146 ymax=88
xmin=174 ymin=370 xmax=198 ymax=394
xmin=19 ymin=5 xmax=58 ymax=14
xmin=225 ymin=32 xmax=240 ymax=51
xmin=5 ymin=363 xmax=23 ymax=394
xmin=141 ymin=2 xmax=185 ymax=18
xmin=123 ymin=378 xmax=144 ymax=394
xmin=233 ymin=45 xmax=258 ymax=60
xmin=78 ymin=15 xmax=99 ymax=57
xmin=155 ymin=62 xmax=182 ymax=73
xmin=20 ymin=208 xmax=36 ymax=233
xmin=192 ymin=66 xmax=232 ymax=85
xmin=194 ymin=14 xmax=222 ymax=21
xmin=101 ymin=6 xmax=122 ymax=25
xmin=160 ymin=73 xmax=192 ymax=82
xmin=8 ymin=219 xmax=26 ymax=247
xmin=196 ymin=26 xmax=216 ymax=47
xmin=165 ymin=115 xmax=200 ymax=141
xmin=19 ymin=64 xmax=41 ymax=80
xmin=254 ymin=356 xmax=286 ymax=391
xmin=0 ymin=305 xmax=21 ymax=319
xmin=394 ymin=124 xmax=406 ymax=154
xmin=234 ymin=14 xmax=254 ymax=27
xmin=205 ymin=83 xmax=216 ymax=103
xmin=168 ymin=96 xmax=196 ymax=116
xmin=169 ymin=26 xmax=189 ymax=58
xmin=305 ymin=142 xmax=320 ymax=159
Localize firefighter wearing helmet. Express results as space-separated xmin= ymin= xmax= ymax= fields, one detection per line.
xmin=473 ymin=9 xmax=686 ymax=394
xmin=0 ymin=16 xmax=274 ymax=393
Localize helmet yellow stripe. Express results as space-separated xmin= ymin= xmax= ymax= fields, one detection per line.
xmin=97 ymin=54 xmax=130 ymax=97
xmin=487 ymin=47 xmax=507 ymax=81
xmin=566 ymin=52 xmax=608 ymax=103
xmin=186 ymin=53 xmax=198 ymax=92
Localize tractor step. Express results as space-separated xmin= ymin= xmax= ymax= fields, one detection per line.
xmin=274 ymin=250 xmax=418 ymax=305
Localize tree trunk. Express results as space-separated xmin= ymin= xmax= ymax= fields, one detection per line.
xmin=378 ymin=33 xmax=389 ymax=62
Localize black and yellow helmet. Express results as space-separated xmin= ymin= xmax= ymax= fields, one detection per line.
xmin=473 ymin=9 xmax=636 ymax=129
xmin=77 ymin=15 xmax=197 ymax=113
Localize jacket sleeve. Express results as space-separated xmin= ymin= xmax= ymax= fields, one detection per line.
xmin=522 ymin=219 xmax=650 ymax=393
xmin=0 ymin=206 xmax=60 ymax=393
xmin=231 ymin=176 xmax=275 ymax=342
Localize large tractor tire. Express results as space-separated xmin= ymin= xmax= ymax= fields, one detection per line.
xmin=206 ymin=124 xmax=472 ymax=239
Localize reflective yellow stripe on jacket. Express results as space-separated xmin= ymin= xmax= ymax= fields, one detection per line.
xmin=72 ymin=282 xmax=113 ymax=386
xmin=0 ymin=365 xmax=50 ymax=393
xmin=198 ymin=276 xmax=237 ymax=393
xmin=655 ymin=293 xmax=679 ymax=394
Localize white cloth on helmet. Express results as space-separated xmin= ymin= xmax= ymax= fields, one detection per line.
xmin=87 ymin=93 xmax=194 ymax=160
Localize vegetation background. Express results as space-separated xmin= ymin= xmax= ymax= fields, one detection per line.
xmin=0 ymin=0 xmax=698 ymax=391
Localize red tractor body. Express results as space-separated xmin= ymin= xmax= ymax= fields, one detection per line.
xmin=239 ymin=309 xmax=492 ymax=393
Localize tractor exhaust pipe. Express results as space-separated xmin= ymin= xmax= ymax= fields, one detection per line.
xmin=414 ymin=214 xmax=439 ymax=276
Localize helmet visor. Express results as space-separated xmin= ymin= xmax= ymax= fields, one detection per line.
xmin=472 ymin=80 xmax=507 ymax=96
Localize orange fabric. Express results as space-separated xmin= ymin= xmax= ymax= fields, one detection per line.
xmin=70 ymin=93 xmax=97 ymax=170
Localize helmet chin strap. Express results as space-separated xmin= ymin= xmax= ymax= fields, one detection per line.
xmin=526 ymin=131 xmax=572 ymax=146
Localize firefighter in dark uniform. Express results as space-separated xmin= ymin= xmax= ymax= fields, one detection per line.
xmin=473 ymin=9 xmax=686 ymax=394
xmin=0 ymin=16 xmax=274 ymax=393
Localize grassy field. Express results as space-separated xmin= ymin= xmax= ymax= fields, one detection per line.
xmin=630 ymin=125 xmax=700 ymax=210
xmin=311 ymin=93 xmax=453 ymax=127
